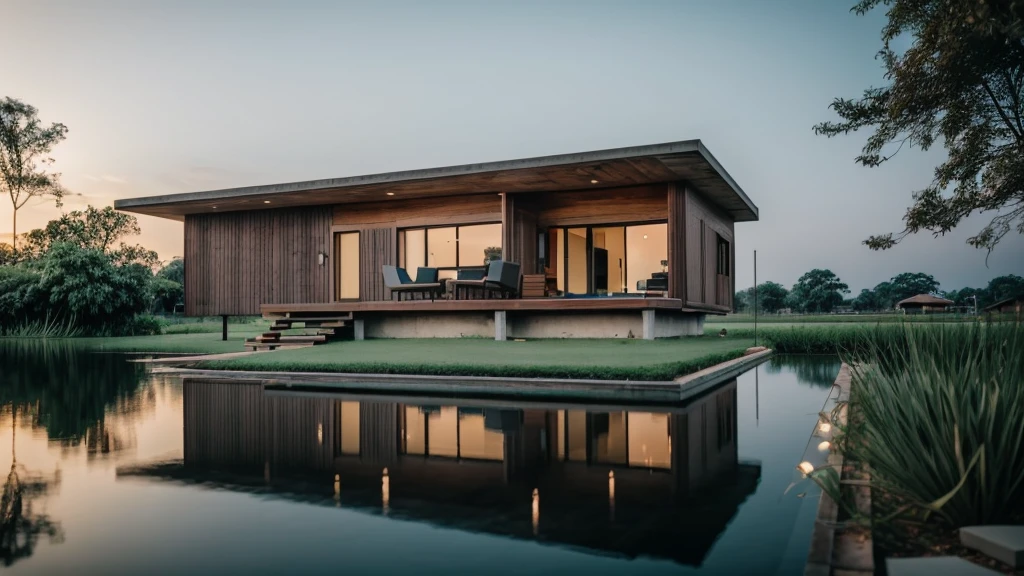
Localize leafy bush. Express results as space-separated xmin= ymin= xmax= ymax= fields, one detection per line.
xmin=0 ymin=243 xmax=157 ymax=337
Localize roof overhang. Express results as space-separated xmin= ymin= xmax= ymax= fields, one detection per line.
xmin=115 ymin=140 xmax=758 ymax=222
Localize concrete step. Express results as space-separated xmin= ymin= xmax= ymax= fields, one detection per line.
xmin=254 ymin=335 xmax=326 ymax=344
xmin=960 ymin=525 xmax=1024 ymax=569
xmin=244 ymin=342 xmax=315 ymax=351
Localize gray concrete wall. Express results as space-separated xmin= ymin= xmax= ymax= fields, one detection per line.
xmin=360 ymin=309 xmax=707 ymax=340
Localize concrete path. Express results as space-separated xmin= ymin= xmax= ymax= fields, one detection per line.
xmin=886 ymin=556 xmax=1001 ymax=575
xmin=960 ymin=525 xmax=1024 ymax=569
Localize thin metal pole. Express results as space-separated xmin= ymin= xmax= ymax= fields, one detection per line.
xmin=222 ymin=314 xmax=229 ymax=341
xmin=753 ymin=250 xmax=758 ymax=347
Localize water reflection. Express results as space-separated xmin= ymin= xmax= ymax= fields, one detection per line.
xmin=1 ymin=407 xmax=63 ymax=567
xmin=765 ymin=355 xmax=842 ymax=389
xmin=125 ymin=378 xmax=759 ymax=565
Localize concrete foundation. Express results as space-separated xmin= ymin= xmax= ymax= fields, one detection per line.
xmin=359 ymin=309 xmax=706 ymax=340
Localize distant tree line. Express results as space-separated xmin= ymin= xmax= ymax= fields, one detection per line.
xmin=0 ymin=206 xmax=183 ymax=336
xmin=735 ymin=269 xmax=1024 ymax=314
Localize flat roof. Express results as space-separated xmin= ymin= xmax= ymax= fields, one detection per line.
xmin=115 ymin=140 xmax=758 ymax=222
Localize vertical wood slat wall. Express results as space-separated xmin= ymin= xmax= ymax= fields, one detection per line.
xmin=358 ymin=227 xmax=396 ymax=301
xmin=184 ymin=207 xmax=332 ymax=316
xmin=502 ymin=194 xmax=539 ymax=274
xmin=666 ymin=183 xmax=687 ymax=301
xmin=683 ymin=187 xmax=734 ymax=311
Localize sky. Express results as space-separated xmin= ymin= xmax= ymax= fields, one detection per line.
xmin=3 ymin=0 xmax=1022 ymax=293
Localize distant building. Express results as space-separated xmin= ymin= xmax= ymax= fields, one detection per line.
xmin=896 ymin=294 xmax=953 ymax=314
xmin=982 ymin=297 xmax=1024 ymax=317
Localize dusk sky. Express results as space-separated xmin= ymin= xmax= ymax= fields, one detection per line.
xmin=4 ymin=0 xmax=1022 ymax=293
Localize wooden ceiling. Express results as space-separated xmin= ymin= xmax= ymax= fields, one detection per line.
xmin=115 ymin=140 xmax=758 ymax=222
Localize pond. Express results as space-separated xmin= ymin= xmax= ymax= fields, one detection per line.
xmin=0 ymin=343 xmax=840 ymax=575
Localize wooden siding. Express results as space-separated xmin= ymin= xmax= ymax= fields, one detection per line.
xmin=358 ymin=227 xmax=396 ymax=301
xmin=666 ymin=183 xmax=687 ymax=300
xmin=360 ymin=402 xmax=399 ymax=465
xmin=333 ymin=194 xmax=501 ymax=229
xmin=184 ymin=207 xmax=331 ymax=316
xmin=684 ymin=189 xmax=734 ymax=311
xmin=502 ymin=194 xmax=538 ymax=274
xmin=529 ymin=185 xmax=667 ymax=228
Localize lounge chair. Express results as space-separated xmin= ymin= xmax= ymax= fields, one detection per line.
xmin=447 ymin=265 xmax=490 ymax=299
xmin=382 ymin=265 xmax=442 ymax=301
xmin=483 ymin=260 xmax=521 ymax=299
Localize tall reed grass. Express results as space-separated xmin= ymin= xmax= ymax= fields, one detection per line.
xmin=0 ymin=315 xmax=82 ymax=338
xmin=845 ymin=323 xmax=1024 ymax=526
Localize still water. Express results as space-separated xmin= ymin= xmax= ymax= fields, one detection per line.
xmin=0 ymin=343 xmax=840 ymax=575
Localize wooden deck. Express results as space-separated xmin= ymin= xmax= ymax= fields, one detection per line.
xmin=261 ymin=297 xmax=695 ymax=316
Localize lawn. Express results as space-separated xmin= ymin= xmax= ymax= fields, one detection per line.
xmin=78 ymin=326 xmax=271 ymax=354
xmin=194 ymin=334 xmax=757 ymax=381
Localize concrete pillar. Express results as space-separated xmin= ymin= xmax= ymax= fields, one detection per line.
xmin=642 ymin=310 xmax=656 ymax=340
xmin=495 ymin=311 xmax=507 ymax=341
xmin=353 ymin=318 xmax=365 ymax=341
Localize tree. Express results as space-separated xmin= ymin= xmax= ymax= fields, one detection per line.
xmin=789 ymin=269 xmax=851 ymax=313
xmin=986 ymin=274 xmax=1024 ymax=301
xmin=757 ymin=281 xmax=790 ymax=313
xmin=152 ymin=258 xmax=184 ymax=313
xmin=815 ymin=1 xmax=1024 ymax=253
xmin=17 ymin=206 xmax=157 ymax=267
xmin=0 ymin=98 xmax=68 ymax=249
xmin=852 ymin=288 xmax=879 ymax=312
xmin=888 ymin=272 xmax=941 ymax=302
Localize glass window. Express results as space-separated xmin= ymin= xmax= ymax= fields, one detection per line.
xmin=592 ymin=412 xmax=628 ymax=466
xmin=403 ymin=406 xmax=426 ymax=455
xmin=626 ymin=224 xmax=667 ymax=294
xmin=566 ymin=228 xmax=587 ymax=294
xmin=717 ymin=234 xmax=730 ymax=276
xmin=627 ymin=412 xmax=671 ymax=469
xmin=593 ymin=226 xmax=625 ymax=294
xmin=427 ymin=227 xmax=457 ymax=268
xmin=335 ymin=232 xmax=360 ymax=300
xmin=566 ymin=410 xmax=587 ymax=462
xmin=427 ymin=406 xmax=459 ymax=457
xmin=400 ymin=229 xmax=426 ymax=273
xmin=338 ymin=401 xmax=360 ymax=456
xmin=555 ymin=230 xmax=565 ymax=293
xmin=458 ymin=223 xmax=501 ymax=267
xmin=458 ymin=411 xmax=504 ymax=460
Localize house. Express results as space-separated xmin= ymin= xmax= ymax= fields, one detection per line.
xmin=115 ymin=140 xmax=758 ymax=340
xmin=982 ymin=296 xmax=1024 ymax=317
xmin=896 ymin=294 xmax=954 ymax=314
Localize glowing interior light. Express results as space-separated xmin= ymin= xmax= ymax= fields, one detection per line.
xmin=798 ymin=461 xmax=815 ymax=476
xmin=818 ymin=441 xmax=831 ymax=452
xmin=532 ymin=488 xmax=540 ymax=535
xmin=819 ymin=422 xmax=832 ymax=434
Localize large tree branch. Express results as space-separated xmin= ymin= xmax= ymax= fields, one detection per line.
xmin=981 ymin=78 xmax=1023 ymax=142
xmin=1001 ymin=69 xmax=1024 ymax=137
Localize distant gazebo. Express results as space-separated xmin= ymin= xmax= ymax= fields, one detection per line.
xmin=896 ymin=294 xmax=953 ymax=314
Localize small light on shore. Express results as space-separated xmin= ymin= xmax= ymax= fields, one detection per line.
xmin=818 ymin=441 xmax=830 ymax=452
xmin=798 ymin=461 xmax=815 ymax=476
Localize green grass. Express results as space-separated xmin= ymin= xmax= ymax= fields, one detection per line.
xmin=194 ymin=335 xmax=757 ymax=381
xmin=76 ymin=328 xmax=271 ymax=354
xmin=713 ymin=313 xmax=977 ymax=324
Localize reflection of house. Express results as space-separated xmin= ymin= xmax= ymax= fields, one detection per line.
xmin=896 ymin=294 xmax=953 ymax=314
xmin=161 ymin=379 xmax=760 ymax=565
xmin=115 ymin=142 xmax=758 ymax=339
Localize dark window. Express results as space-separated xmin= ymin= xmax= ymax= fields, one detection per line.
xmin=716 ymin=234 xmax=730 ymax=276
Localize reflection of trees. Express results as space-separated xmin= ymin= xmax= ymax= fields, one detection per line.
xmin=0 ymin=340 xmax=146 ymax=443
xmin=1 ymin=407 xmax=63 ymax=567
xmin=766 ymin=356 xmax=842 ymax=388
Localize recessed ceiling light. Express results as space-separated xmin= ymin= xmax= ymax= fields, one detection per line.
xmin=212 ymin=206 xmax=217 ymax=209
xmin=643 ymin=234 xmax=648 ymax=239
xmin=590 ymin=179 xmax=599 ymax=184
xmin=263 ymin=200 xmax=271 ymax=204
xmin=386 ymin=192 xmax=395 ymax=196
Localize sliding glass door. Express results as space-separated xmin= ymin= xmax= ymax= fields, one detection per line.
xmin=551 ymin=223 xmax=667 ymax=296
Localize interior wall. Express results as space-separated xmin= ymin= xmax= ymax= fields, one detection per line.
xmin=567 ymin=228 xmax=587 ymax=294
xmin=626 ymin=224 xmax=667 ymax=294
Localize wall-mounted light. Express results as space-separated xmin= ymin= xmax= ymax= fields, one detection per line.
xmin=386 ymin=192 xmax=395 ymax=196
xmin=590 ymin=179 xmax=599 ymax=184
xmin=263 ymin=200 xmax=271 ymax=204
xmin=318 ymin=251 xmax=327 ymax=266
